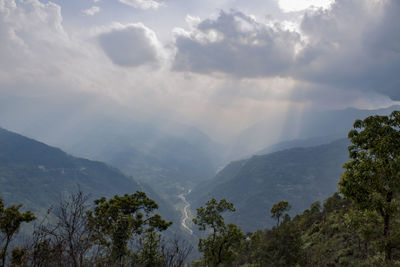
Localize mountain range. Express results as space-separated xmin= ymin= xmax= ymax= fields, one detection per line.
xmin=188 ymin=138 xmax=350 ymax=233
xmin=228 ymin=105 xmax=400 ymax=159
xmin=0 ymin=127 xmax=180 ymax=231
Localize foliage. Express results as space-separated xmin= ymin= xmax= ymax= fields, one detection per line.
xmin=339 ymin=111 xmax=400 ymax=263
xmin=4 ymin=112 xmax=400 ymax=266
xmin=270 ymin=201 xmax=291 ymax=226
xmin=189 ymin=138 xmax=349 ymax=232
xmin=245 ymin=218 xmax=301 ymax=267
xmin=1 ymin=191 xmax=192 ymax=267
xmin=86 ymin=191 xmax=172 ymax=265
xmin=0 ymin=198 xmax=35 ymax=267
xmin=193 ymin=199 xmax=245 ymax=266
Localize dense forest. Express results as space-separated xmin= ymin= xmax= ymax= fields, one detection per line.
xmin=0 ymin=111 xmax=399 ymax=266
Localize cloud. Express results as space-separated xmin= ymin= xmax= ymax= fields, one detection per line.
xmin=295 ymin=0 xmax=400 ymax=100
xmin=83 ymin=6 xmax=100 ymax=16
xmin=278 ymin=0 xmax=334 ymax=12
xmin=0 ymin=0 xmax=72 ymax=87
xmin=1 ymin=0 xmax=399 ymax=146
xmin=118 ymin=0 xmax=164 ymax=10
xmin=173 ymin=11 xmax=301 ymax=77
xmin=172 ymin=1 xmax=400 ymax=101
xmin=98 ymin=23 xmax=163 ymax=68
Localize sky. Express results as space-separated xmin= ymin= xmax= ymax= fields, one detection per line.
xmin=0 ymin=0 xmax=399 ymax=143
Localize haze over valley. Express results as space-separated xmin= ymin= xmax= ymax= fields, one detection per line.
xmin=1 ymin=0 xmax=400 ymax=265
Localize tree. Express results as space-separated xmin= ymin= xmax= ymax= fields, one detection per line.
xmin=193 ymin=198 xmax=245 ymax=266
xmin=270 ymin=201 xmax=291 ymax=227
xmin=160 ymin=237 xmax=193 ymax=267
xmin=30 ymin=191 xmax=93 ymax=267
xmin=339 ymin=110 xmax=400 ymax=263
xmin=0 ymin=198 xmax=35 ymax=267
xmin=86 ymin=191 xmax=172 ymax=266
xmin=134 ymin=229 xmax=163 ymax=267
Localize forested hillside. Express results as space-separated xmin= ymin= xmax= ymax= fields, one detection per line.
xmin=189 ymin=138 xmax=349 ymax=232
xmin=0 ymin=127 xmax=178 ymax=226
xmin=1 ymin=112 xmax=400 ymax=266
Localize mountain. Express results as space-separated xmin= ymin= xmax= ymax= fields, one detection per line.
xmin=256 ymin=135 xmax=343 ymax=156
xmin=0 ymin=96 xmax=224 ymax=198
xmin=188 ymin=138 xmax=350 ymax=233
xmin=229 ymin=105 xmax=400 ymax=160
xmin=55 ymin=118 xmax=223 ymax=199
xmin=0 ymin=127 xmax=179 ymax=228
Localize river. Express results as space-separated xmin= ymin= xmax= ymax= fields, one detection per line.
xmin=178 ymin=189 xmax=193 ymax=235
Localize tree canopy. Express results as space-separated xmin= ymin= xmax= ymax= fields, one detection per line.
xmin=0 ymin=198 xmax=35 ymax=267
xmin=339 ymin=110 xmax=400 ymax=263
xmin=270 ymin=201 xmax=291 ymax=227
xmin=193 ymin=198 xmax=245 ymax=266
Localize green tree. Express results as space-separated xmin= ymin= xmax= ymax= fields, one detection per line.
xmin=252 ymin=221 xmax=301 ymax=267
xmin=0 ymin=198 xmax=35 ymax=267
xmin=339 ymin=110 xmax=400 ymax=263
xmin=193 ymin=198 xmax=245 ymax=266
xmin=86 ymin=191 xmax=171 ymax=266
xmin=270 ymin=201 xmax=291 ymax=227
xmin=135 ymin=229 xmax=163 ymax=267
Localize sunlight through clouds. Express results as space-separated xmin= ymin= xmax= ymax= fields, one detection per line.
xmin=118 ymin=0 xmax=164 ymax=10
xmin=278 ymin=0 xmax=334 ymax=12
xmin=0 ymin=0 xmax=399 ymax=147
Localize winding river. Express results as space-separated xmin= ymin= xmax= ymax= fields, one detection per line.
xmin=178 ymin=189 xmax=193 ymax=235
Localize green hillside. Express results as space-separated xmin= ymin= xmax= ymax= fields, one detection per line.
xmin=189 ymin=138 xmax=349 ymax=232
xmin=0 ymin=127 xmax=178 ymax=226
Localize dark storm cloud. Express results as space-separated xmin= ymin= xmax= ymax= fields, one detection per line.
xmin=173 ymin=10 xmax=301 ymax=77
xmin=172 ymin=0 xmax=400 ymax=100
xmin=296 ymin=0 xmax=400 ymax=100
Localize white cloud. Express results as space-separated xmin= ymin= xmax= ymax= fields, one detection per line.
xmin=0 ymin=0 xmax=299 ymax=144
xmin=118 ymin=0 xmax=164 ymax=10
xmin=97 ymin=23 xmax=165 ymax=68
xmin=278 ymin=0 xmax=334 ymax=12
xmin=83 ymin=6 xmax=100 ymax=16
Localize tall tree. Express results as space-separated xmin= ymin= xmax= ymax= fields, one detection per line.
xmin=270 ymin=201 xmax=291 ymax=227
xmin=0 ymin=198 xmax=35 ymax=267
xmin=193 ymin=198 xmax=245 ymax=266
xmin=339 ymin=110 xmax=400 ymax=263
xmin=86 ymin=191 xmax=171 ymax=266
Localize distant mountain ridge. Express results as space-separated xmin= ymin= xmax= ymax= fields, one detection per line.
xmin=256 ymin=135 xmax=344 ymax=156
xmin=0 ymin=127 xmax=178 ymax=227
xmin=53 ymin=118 xmax=223 ymax=200
xmin=228 ymin=105 xmax=400 ymax=160
xmin=0 ymin=95 xmax=224 ymax=197
xmin=189 ymin=138 xmax=350 ymax=233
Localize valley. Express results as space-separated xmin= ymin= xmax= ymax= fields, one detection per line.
xmin=1 ymin=0 xmax=399 ymax=264
xmin=0 ymin=106 xmax=399 ymax=265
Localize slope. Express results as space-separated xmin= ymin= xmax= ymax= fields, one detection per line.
xmin=229 ymin=105 xmax=399 ymax=160
xmin=188 ymin=139 xmax=349 ymax=233
xmin=0 ymin=127 xmax=179 ymax=228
